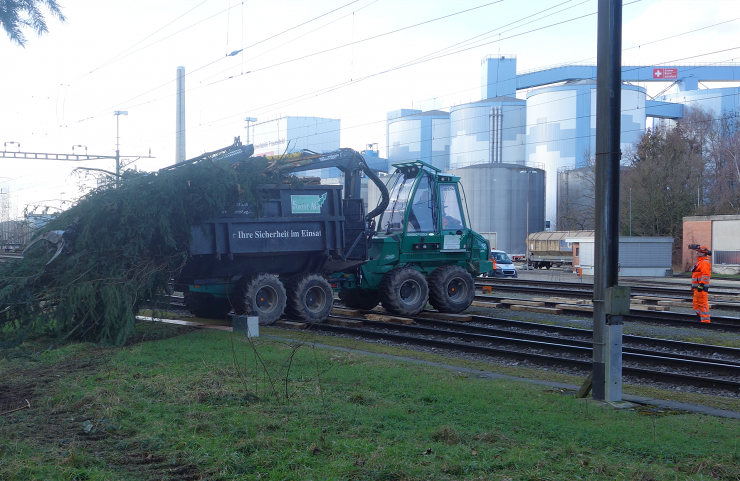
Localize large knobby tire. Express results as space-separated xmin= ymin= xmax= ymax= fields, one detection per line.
xmin=285 ymin=274 xmax=333 ymax=323
xmin=339 ymin=289 xmax=379 ymax=311
xmin=427 ymin=265 xmax=475 ymax=314
xmin=379 ymin=268 xmax=429 ymax=317
xmin=230 ymin=273 xmax=287 ymax=326
xmin=184 ymin=291 xmax=233 ymax=319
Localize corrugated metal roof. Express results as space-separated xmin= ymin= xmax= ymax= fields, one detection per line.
xmin=528 ymin=230 xmax=594 ymax=241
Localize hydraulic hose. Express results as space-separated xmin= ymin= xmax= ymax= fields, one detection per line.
xmin=359 ymin=154 xmax=390 ymax=222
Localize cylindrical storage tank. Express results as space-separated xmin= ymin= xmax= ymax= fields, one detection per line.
xmin=386 ymin=109 xmax=450 ymax=171
xmin=526 ymin=80 xmax=646 ymax=230
xmin=557 ymin=165 xmax=595 ymax=231
xmin=449 ymin=96 xmax=526 ymax=170
xmin=447 ymin=163 xmax=545 ymax=255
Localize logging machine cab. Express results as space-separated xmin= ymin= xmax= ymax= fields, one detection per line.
xmin=336 ymin=160 xmax=492 ymax=317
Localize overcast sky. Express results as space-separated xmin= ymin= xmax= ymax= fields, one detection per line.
xmin=1 ymin=0 xmax=739 ymax=216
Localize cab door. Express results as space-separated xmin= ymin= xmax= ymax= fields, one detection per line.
xmin=438 ymin=183 xmax=469 ymax=252
xmin=401 ymin=172 xmax=439 ymax=255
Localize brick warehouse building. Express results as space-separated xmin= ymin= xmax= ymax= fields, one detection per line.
xmin=683 ymin=215 xmax=740 ymax=274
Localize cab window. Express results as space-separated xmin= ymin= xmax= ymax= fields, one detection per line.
xmin=381 ymin=173 xmax=414 ymax=233
xmin=407 ymin=174 xmax=436 ymax=233
xmin=440 ymin=184 xmax=464 ymax=230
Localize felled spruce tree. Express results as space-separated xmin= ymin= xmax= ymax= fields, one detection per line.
xmin=0 ymin=154 xmax=276 ymax=347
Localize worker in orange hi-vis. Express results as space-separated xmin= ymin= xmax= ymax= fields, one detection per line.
xmin=690 ymin=244 xmax=712 ymax=323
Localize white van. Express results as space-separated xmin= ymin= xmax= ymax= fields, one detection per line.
xmin=488 ymin=250 xmax=518 ymax=278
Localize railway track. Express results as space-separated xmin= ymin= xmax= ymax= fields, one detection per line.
xmin=477 ymin=277 xmax=739 ymax=298
xmin=472 ymin=295 xmax=740 ymax=331
xmin=150 ymin=294 xmax=740 ymax=393
xmin=311 ymin=310 xmax=740 ymax=393
xmin=161 ymin=292 xmax=740 ymax=332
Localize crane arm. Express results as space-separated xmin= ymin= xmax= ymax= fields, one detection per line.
xmin=263 ymin=148 xmax=390 ymax=221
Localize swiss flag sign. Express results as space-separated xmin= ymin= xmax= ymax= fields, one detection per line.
xmin=653 ymin=68 xmax=678 ymax=79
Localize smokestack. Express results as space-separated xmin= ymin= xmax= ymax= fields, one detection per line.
xmin=175 ymin=66 xmax=186 ymax=163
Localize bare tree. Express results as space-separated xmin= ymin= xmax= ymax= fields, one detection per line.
xmin=557 ymin=149 xmax=596 ymax=231
xmin=704 ymin=110 xmax=740 ymax=214
xmin=620 ymin=114 xmax=706 ymax=264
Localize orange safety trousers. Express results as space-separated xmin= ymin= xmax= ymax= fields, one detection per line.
xmin=693 ymin=289 xmax=710 ymax=323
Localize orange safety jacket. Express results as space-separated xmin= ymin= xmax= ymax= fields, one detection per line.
xmin=691 ymin=256 xmax=711 ymax=287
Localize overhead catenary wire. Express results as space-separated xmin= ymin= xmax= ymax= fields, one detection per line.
xmin=92 ymin=0 xmax=594 ymax=122
xmin=103 ymin=0 xmax=632 ymax=120
xmin=116 ymin=62 xmax=740 ymax=170
xmin=11 ymin=0 xmax=740 ymax=202
xmin=85 ymin=0 xmax=212 ymax=76
xmin=74 ymin=0 xmax=365 ymax=124
xmin=105 ymin=1 xmax=740 ymax=163
xmin=200 ymin=0 xmax=379 ymax=83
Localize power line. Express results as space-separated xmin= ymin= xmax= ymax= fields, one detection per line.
xmin=101 ymin=0 xmax=590 ymax=120
xmin=86 ymin=0 xmax=212 ymax=75
xmin=209 ymin=46 xmax=740 ymax=147
xmin=120 ymin=63 xmax=740 ymax=170
xmin=75 ymin=0 xmax=365 ymax=124
xmin=113 ymin=1 xmax=737 ymax=158
xmin=89 ymin=1 xmax=243 ymax=74
xmin=199 ymin=0 xmax=380 ymax=84
xmin=398 ymin=0 xmax=589 ymax=68
xmin=202 ymin=0 xmax=506 ymax=84
xmin=48 ymin=0 xmax=740 ymax=170
xmin=240 ymin=0 xmax=361 ymax=51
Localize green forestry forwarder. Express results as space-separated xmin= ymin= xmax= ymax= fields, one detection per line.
xmin=163 ymin=139 xmax=493 ymax=325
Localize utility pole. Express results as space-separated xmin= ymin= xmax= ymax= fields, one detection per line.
xmin=629 ymin=186 xmax=632 ymax=236
xmin=114 ymin=111 xmax=128 ymax=188
xmin=592 ymin=0 xmax=629 ymax=402
xmin=244 ymin=117 xmax=258 ymax=144
xmin=176 ymin=66 xmax=186 ymax=163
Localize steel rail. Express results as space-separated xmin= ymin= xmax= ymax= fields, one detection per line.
xmin=454 ymin=313 xmax=740 ymax=358
xmin=477 ymin=277 xmax=739 ymax=298
xmin=472 ymin=295 xmax=740 ymax=331
xmin=353 ymin=318 xmax=740 ymax=376
xmin=310 ymin=321 xmax=740 ymax=391
xmin=410 ymin=316 xmax=740 ymax=368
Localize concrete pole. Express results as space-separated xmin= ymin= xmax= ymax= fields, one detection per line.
xmin=593 ymin=0 xmax=627 ymax=402
xmin=176 ymin=66 xmax=186 ymax=163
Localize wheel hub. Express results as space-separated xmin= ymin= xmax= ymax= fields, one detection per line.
xmin=304 ymin=286 xmax=326 ymax=313
xmin=399 ymin=279 xmax=421 ymax=305
xmin=447 ymin=277 xmax=466 ymax=301
xmin=255 ymin=286 xmax=277 ymax=312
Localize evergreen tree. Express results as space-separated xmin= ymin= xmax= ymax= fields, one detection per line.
xmin=0 ymin=0 xmax=66 ymax=47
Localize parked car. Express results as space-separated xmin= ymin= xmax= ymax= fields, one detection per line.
xmin=487 ymin=250 xmax=518 ymax=277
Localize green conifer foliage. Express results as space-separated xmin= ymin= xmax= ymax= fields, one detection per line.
xmin=0 ymin=155 xmax=279 ymax=346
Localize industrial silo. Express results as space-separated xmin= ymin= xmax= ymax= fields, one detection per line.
xmin=449 ymin=96 xmax=526 ymax=169
xmin=386 ymin=109 xmax=450 ymax=172
xmin=447 ymin=163 xmax=545 ymax=255
xmin=525 ymin=80 xmax=646 ymax=229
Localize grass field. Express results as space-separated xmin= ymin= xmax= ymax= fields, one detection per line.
xmin=2 ymin=322 xmax=740 ymax=480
